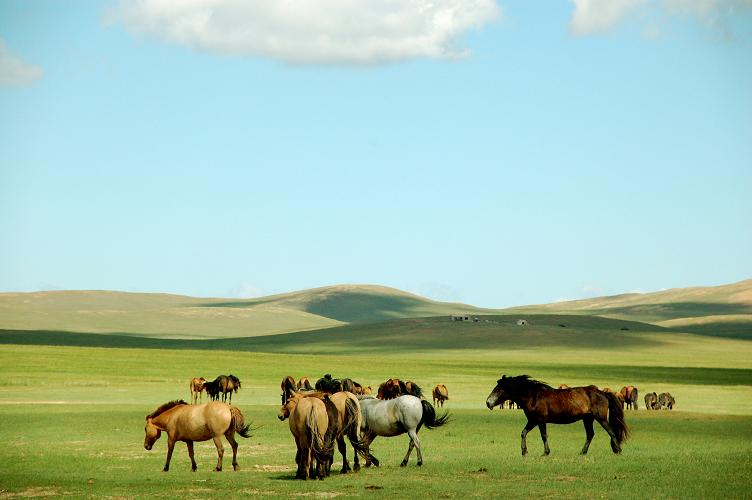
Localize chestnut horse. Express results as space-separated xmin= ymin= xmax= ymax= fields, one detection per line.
xmin=619 ymin=386 xmax=639 ymax=410
xmin=189 ymin=377 xmax=206 ymax=404
xmin=486 ymin=375 xmax=629 ymax=456
xmin=432 ymin=384 xmax=449 ymax=407
xmin=144 ymin=400 xmax=251 ymax=472
xmin=278 ymin=392 xmax=331 ymax=479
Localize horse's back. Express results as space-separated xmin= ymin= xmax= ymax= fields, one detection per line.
xmin=361 ymin=395 xmax=421 ymax=436
xmin=168 ymin=402 xmax=232 ymax=441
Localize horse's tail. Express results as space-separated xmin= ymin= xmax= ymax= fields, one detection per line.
xmin=420 ymin=399 xmax=450 ymax=430
xmin=342 ymin=397 xmax=370 ymax=460
xmin=307 ymin=405 xmax=331 ymax=466
xmin=604 ymin=391 xmax=630 ymax=445
xmin=230 ymin=406 xmax=252 ymax=438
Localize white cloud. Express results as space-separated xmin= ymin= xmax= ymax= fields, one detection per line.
xmin=569 ymin=0 xmax=647 ymax=36
xmin=106 ymin=0 xmax=501 ymax=65
xmin=0 ymin=39 xmax=43 ymax=87
xmin=568 ymin=0 xmax=752 ymax=36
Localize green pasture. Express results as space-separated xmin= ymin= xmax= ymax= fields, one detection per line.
xmin=1 ymin=340 xmax=752 ymax=498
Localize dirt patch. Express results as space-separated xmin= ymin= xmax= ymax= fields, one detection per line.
xmin=0 ymin=487 xmax=61 ymax=498
xmin=554 ymin=475 xmax=579 ymax=482
xmin=253 ymin=464 xmax=293 ymax=472
xmin=291 ymin=493 xmax=342 ymax=498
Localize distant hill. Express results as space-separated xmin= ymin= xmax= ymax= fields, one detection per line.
xmin=0 ymin=285 xmax=494 ymax=340
xmin=505 ymin=279 xmax=752 ymax=339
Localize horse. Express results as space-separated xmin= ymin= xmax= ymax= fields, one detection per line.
xmin=278 ymin=391 xmax=331 ymax=479
xmin=486 ymin=375 xmax=629 ymax=456
xmin=358 ymin=394 xmax=450 ymax=467
xmin=558 ymin=384 xmax=570 ymax=389
xmin=432 ymin=384 xmax=449 ymax=407
xmin=189 ymin=377 xmax=206 ymax=404
xmin=208 ymin=375 xmax=241 ymax=403
xmin=298 ymin=376 xmax=312 ymax=391
xmin=341 ymin=378 xmax=356 ymax=393
xmin=658 ymin=392 xmax=675 ymax=410
xmin=316 ymin=374 xmax=343 ymax=393
xmin=377 ymin=378 xmax=402 ymax=399
xmin=203 ymin=379 xmax=221 ymax=401
xmin=619 ymin=386 xmax=639 ymax=410
xmin=281 ymin=375 xmax=297 ymax=403
xmin=404 ymin=381 xmax=423 ymax=398
xmin=362 ymin=386 xmax=372 ymax=395
xmin=644 ymin=392 xmax=658 ymax=410
xmin=280 ymin=377 xmax=366 ymax=473
xmin=144 ymin=400 xmax=251 ymax=472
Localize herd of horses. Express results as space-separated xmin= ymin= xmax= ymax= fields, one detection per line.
xmin=144 ymin=373 xmax=676 ymax=478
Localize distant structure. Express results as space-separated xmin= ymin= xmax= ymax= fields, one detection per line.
xmin=516 ymin=319 xmax=528 ymax=326
xmin=450 ymin=314 xmax=471 ymax=322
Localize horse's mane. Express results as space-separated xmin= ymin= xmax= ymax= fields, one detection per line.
xmin=146 ymin=400 xmax=187 ymax=420
xmin=506 ymin=375 xmax=553 ymax=391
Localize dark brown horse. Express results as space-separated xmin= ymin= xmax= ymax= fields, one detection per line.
xmin=377 ymin=378 xmax=402 ymax=399
xmin=486 ymin=375 xmax=629 ymax=455
xmin=316 ymin=374 xmax=343 ymax=393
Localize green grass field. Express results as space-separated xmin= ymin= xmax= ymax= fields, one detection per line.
xmin=1 ymin=283 xmax=750 ymax=497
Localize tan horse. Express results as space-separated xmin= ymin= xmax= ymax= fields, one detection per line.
xmin=298 ymin=376 xmax=312 ymax=391
xmin=280 ymin=377 xmax=365 ymax=473
xmin=189 ymin=377 xmax=206 ymax=404
xmin=432 ymin=384 xmax=449 ymax=407
xmin=144 ymin=400 xmax=251 ymax=472
xmin=363 ymin=386 xmax=372 ymax=395
xmin=278 ymin=392 xmax=330 ymax=479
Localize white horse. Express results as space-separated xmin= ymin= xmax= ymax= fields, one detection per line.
xmin=358 ymin=394 xmax=449 ymax=467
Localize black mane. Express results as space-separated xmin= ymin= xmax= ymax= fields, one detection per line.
xmin=502 ymin=375 xmax=553 ymax=392
xmin=146 ymin=400 xmax=187 ymax=420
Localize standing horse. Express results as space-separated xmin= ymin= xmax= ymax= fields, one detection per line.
xmin=486 ymin=375 xmax=629 ymax=456
xmin=144 ymin=400 xmax=251 ymax=472
xmin=280 ymin=377 xmax=366 ymax=473
xmin=278 ymin=392 xmax=331 ymax=479
xmin=209 ymin=375 xmax=241 ymax=403
xmin=658 ymin=392 xmax=676 ymax=410
xmin=644 ymin=392 xmax=658 ymax=410
xmin=189 ymin=377 xmax=206 ymax=404
xmin=620 ymin=386 xmax=639 ymax=410
xmin=298 ymin=377 xmax=312 ymax=391
xmin=281 ymin=375 xmax=297 ymax=403
xmin=432 ymin=384 xmax=449 ymax=407
xmin=358 ymin=394 xmax=449 ymax=467
xmin=316 ymin=374 xmax=343 ymax=393
xmin=377 ymin=378 xmax=403 ymax=399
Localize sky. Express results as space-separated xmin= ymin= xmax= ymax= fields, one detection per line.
xmin=1 ymin=0 xmax=751 ymax=308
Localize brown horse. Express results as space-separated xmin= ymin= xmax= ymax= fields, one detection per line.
xmin=280 ymin=377 xmax=365 ymax=473
xmin=282 ymin=375 xmax=296 ymax=403
xmin=377 ymin=378 xmax=402 ymax=399
xmin=144 ymin=400 xmax=251 ymax=472
xmin=658 ymin=392 xmax=676 ymax=410
xmin=644 ymin=392 xmax=659 ymax=410
xmin=363 ymin=386 xmax=372 ymax=395
xmin=619 ymin=386 xmax=639 ymax=410
xmin=486 ymin=375 xmax=629 ymax=456
xmin=298 ymin=376 xmax=312 ymax=391
xmin=278 ymin=392 xmax=331 ymax=479
xmin=432 ymin=384 xmax=449 ymax=407
xmin=189 ymin=377 xmax=206 ymax=404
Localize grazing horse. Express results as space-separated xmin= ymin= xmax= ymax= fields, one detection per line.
xmin=658 ymin=392 xmax=676 ymax=410
xmin=144 ymin=400 xmax=251 ymax=472
xmin=280 ymin=377 xmax=366 ymax=473
xmin=363 ymin=386 xmax=373 ymax=395
xmin=278 ymin=392 xmax=331 ymax=479
xmin=486 ymin=375 xmax=629 ymax=456
xmin=316 ymin=374 xmax=343 ymax=393
xmin=620 ymin=386 xmax=639 ymax=410
xmin=644 ymin=392 xmax=659 ymax=410
xmin=298 ymin=377 xmax=312 ymax=391
xmin=432 ymin=384 xmax=449 ymax=407
xmin=358 ymin=395 xmax=450 ymax=467
xmin=189 ymin=377 xmax=206 ymax=404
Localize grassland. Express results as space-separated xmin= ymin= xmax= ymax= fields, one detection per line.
xmin=1 ymin=282 xmax=751 ymax=497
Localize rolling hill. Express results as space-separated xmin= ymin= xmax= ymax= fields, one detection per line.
xmin=0 ymin=285 xmax=495 ymax=339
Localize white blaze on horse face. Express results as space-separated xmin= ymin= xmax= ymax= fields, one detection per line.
xmin=486 ymin=387 xmax=504 ymax=409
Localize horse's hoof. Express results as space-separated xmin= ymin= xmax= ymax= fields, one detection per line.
xmin=417 ymin=461 xmax=423 ymax=467
xmin=233 ymin=465 xmax=240 ymax=471
xmin=353 ymin=465 xmax=360 ymax=472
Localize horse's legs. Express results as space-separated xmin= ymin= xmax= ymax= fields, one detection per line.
xmin=186 ymin=441 xmax=197 ymax=471
xmin=360 ymin=431 xmax=379 ymax=467
xmin=521 ymin=420 xmax=537 ymax=456
xmin=163 ymin=437 xmax=176 ymax=472
xmin=595 ymin=416 xmax=622 ymax=454
xmin=225 ymin=432 xmax=239 ymax=471
xmin=401 ymin=429 xmax=422 ymax=466
xmin=538 ymin=423 xmax=550 ymax=456
xmin=337 ymin=436 xmax=350 ymax=474
xmin=212 ymin=436 xmax=224 ymax=471
xmin=581 ymin=417 xmax=595 ymax=455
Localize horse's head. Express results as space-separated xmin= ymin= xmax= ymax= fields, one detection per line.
xmin=278 ymin=393 xmax=299 ymax=421
xmin=144 ymin=418 xmax=162 ymax=450
xmin=486 ymin=375 xmax=511 ymax=410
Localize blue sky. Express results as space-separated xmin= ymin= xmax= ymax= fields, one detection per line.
xmin=1 ymin=0 xmax=751 ymax=308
